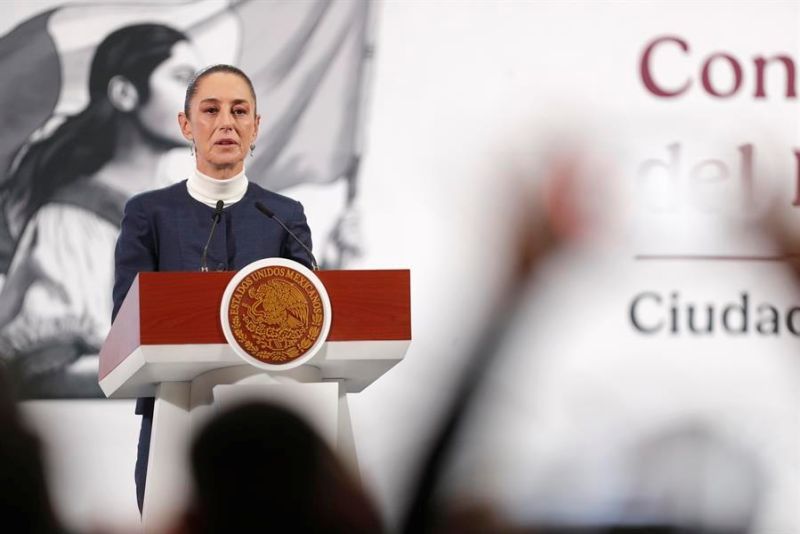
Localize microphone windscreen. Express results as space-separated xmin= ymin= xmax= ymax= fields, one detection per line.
xmin=255 ymin=201 xmax=275 ymax=218
xmin=211 ymin=199 xmax=225 ymax=220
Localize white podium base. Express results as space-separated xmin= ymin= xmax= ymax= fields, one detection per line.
xmin=141 ymin=366 xmax=356 ymax=533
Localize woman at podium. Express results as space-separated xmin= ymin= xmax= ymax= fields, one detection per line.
xmin=112 ymin=64 xmax=314 ymax=512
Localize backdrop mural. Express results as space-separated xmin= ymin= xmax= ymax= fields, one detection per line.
xmin=0 ymin=0 xmax=374 ymax=398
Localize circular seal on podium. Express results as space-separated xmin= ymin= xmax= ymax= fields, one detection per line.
xmin=220 ymin=258 xmax=331 ymax=370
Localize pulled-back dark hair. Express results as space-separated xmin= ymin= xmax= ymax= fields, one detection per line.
xmin=184 ymin=64 xmax=257 ymax=117
xmin=1 ymin=23 xmax=187 ymax=236
xmin=189 ymin=402 xmax=382 ymax=533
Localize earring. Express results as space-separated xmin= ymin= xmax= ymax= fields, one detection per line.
xmin=250 ymin=144 xmax=255 ymax=158
xmin=189 ymin=143 xmax=195 ymax=156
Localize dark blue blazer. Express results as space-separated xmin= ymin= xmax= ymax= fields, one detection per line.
xmin=112 ymin=180 xmax=313 ymax=415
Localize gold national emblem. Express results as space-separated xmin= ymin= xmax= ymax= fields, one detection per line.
xmin=226 ymin=265 xmax=325 ymax=365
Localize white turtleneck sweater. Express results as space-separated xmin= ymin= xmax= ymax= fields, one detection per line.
xmin=186 ymin=168 xmax=248 ymax=207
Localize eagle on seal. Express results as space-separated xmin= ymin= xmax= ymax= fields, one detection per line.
xmin=247 ymin=279 xmax=308 ymax=329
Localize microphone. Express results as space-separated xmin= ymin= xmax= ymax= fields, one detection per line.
xmin=200 ymin=200 xmax=225 ymax=272
xmin=255 ymin=201 xmax=319 ymax=271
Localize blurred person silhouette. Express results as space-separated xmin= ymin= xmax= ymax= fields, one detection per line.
xmin=400 ymin=146 xmax=763 ymax=534
xmin=175 ymin=401 xmax=383 ymax=534
xmin=0 ymin=364 xmax=67 ymax=533
xmin=0 ymin=24 xmax=202 ymax=398
xmin=400 ymin=148 xmax=577 ymax=534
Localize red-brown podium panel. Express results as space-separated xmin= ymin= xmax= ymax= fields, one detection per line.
xmin=99 ymin=270 xmax=411 ymax=398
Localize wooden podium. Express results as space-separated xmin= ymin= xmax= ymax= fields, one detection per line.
xmin=99 ymin=269 xmax=410 ymax=531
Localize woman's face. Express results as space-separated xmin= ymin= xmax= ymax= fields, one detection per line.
xmin=178 ymin=72 xmax=260 ymax=178
xmin=137 ymin=41 xmax=202 ymax=145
